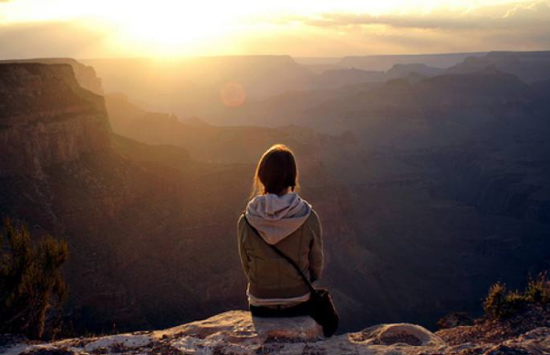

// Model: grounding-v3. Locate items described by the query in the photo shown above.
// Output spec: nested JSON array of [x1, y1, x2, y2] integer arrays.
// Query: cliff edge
[[4, 310, 550, 355], [0, 63, 110, 178]]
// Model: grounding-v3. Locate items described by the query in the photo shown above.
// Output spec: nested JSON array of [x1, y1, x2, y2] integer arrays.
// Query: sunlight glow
[[0, 0, 544, 56]]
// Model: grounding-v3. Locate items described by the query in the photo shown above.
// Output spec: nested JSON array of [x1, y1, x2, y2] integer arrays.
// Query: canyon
[[1, 52, 549, 337]]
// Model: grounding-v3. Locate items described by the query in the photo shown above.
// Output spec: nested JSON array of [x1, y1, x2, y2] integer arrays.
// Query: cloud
[[301, 13, 482, 30], [504, 0, 550, 19], [0, 20, 116, 59], [284, 1, 550, 32], [247, 0, 550, 55]]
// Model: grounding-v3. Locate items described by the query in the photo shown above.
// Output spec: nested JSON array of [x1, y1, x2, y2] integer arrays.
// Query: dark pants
[[250, 302, 310, 318]]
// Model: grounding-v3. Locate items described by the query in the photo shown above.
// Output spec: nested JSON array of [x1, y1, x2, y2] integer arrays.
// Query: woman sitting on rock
[[238, 144, 323, 317]]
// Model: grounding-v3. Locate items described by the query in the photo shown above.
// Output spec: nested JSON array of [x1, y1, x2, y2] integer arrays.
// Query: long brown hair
[[250, 144, 299, 199]]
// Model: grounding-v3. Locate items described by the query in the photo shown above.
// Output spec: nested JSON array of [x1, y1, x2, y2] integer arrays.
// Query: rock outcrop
[[0, 63, 110, 178], [1, 58, 104, 95], [4, 311, 550, 355]]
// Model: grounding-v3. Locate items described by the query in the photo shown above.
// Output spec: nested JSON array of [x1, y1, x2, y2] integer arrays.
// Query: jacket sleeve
[[308, 210, 324, 282], [237, 216, 251, 279]]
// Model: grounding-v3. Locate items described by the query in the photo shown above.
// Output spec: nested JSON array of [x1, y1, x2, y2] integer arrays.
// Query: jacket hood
[[245, 192, 312, 245]]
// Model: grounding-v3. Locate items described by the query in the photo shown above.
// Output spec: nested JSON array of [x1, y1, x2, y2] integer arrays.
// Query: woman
[[238, 144, 323, 317]]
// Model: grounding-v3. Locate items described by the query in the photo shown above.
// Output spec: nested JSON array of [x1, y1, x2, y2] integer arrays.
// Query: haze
[[1, 0, 549, 58]]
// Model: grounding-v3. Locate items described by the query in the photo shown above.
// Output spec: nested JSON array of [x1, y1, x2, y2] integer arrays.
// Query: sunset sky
[[0, 0, 549, 58]]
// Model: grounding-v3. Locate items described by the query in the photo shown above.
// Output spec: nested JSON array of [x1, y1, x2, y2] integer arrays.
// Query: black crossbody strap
[[242, 214, 316, 294]]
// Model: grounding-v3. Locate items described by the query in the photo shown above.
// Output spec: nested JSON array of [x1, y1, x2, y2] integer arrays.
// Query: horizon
[[3, 49, 550, 62]]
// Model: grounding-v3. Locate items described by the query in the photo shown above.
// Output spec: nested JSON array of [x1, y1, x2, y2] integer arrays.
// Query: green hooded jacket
[[237, 193, 323, 303]]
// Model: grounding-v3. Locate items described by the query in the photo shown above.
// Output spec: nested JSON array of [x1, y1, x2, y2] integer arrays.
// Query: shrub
[[524, 272, 550, 303], [483, 272, 550, 320], [484, 282, 517, 319], [0, 218, 69, 339]]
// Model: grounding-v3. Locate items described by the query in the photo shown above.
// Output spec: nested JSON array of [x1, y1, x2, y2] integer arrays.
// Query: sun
[[100, 1, 237, 55], [73, 0, 507, 56]]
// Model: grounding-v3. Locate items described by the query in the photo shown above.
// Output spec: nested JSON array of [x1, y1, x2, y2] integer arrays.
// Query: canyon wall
[[0, 63, 109, 178]]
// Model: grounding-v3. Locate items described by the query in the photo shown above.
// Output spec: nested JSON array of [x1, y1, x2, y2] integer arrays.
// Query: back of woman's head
[[251, 144, 299, 198]]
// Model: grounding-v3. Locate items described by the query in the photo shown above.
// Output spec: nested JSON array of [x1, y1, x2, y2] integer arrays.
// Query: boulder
[[155, 310, 322, 343], [252, 314, 323, 342], [350, 323, 446, 347]]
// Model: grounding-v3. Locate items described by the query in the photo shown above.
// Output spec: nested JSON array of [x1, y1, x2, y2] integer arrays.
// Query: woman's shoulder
[[237, 213, 247, 229], [304, 208, 321, 228]]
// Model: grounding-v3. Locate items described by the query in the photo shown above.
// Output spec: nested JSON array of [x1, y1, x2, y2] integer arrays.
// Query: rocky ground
[[2, 308, 550, 355], [436, 304, 550, 347]]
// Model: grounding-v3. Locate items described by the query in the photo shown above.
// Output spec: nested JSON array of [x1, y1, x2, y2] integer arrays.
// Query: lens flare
[[220, 82, 247, 108]]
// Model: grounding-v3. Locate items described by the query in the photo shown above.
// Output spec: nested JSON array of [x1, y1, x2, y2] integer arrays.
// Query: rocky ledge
[[3, 311, 550, 355]]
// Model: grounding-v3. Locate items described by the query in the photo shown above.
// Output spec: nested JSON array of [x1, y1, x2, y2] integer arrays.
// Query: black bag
[[243, 214, 339, 337], [307, 288, 339, 337]]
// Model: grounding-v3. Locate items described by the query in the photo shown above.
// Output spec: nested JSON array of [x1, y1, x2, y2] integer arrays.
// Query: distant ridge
[[446, 50, 550, 83], [339, 52, 487, 71]]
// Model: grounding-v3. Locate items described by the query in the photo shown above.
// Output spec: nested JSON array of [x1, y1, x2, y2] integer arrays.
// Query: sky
[[0, 0, 549, 58]]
